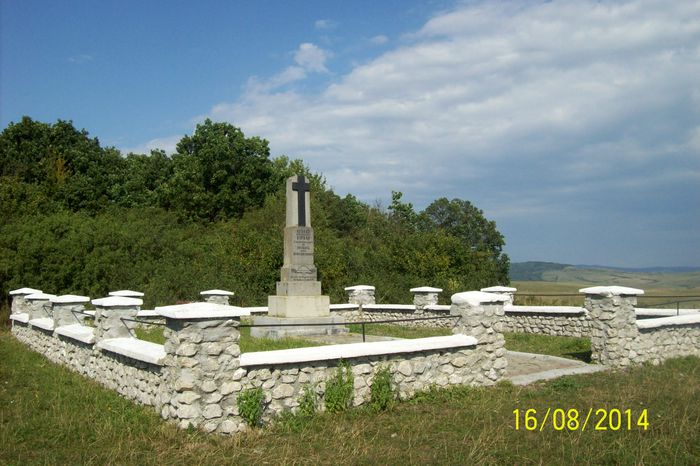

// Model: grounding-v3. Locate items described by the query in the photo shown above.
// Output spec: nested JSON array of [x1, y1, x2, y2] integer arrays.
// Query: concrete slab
[[505, 350, 607, 385]]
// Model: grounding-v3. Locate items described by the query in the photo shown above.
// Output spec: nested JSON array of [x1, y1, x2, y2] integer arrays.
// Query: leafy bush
[[370, 366, 396, 412], [237, 387, 265, 427], [324, 360, 354, 413], [298, 384, 317, 418]]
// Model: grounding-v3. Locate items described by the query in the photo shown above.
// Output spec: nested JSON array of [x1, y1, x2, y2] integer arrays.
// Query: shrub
[[237, 387, 265, 427], [298, 383, 317, 418], [370, 365, 396, 412], [324, 360, 354, 413]]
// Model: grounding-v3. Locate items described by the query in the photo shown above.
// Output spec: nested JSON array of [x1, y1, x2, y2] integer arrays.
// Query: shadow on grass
[[563, 350, 592, 363]]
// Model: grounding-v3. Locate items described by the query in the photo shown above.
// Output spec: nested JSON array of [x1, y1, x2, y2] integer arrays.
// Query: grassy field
[[1, 331, 698, 465], [512, 281, 700, 307]]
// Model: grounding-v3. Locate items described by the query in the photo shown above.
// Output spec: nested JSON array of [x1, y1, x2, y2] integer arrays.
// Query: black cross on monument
[[292, 175, 310, 226]]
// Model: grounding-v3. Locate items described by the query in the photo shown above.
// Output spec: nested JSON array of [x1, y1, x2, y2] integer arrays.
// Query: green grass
[[504, 332, 591, 362], [133, 323, 323, 352], [1, 331, 698, 465], [134, 322, 590, 362], [348, 323, 451, 339]]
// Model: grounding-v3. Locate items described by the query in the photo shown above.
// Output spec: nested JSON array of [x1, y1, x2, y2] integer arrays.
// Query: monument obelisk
[[252, 175, 346, 338]]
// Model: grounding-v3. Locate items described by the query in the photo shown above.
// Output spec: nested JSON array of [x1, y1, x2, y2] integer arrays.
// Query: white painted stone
[[330, 304, 360, 311], [410, 286, 443, 293], [636, 314, 700, 329], [25, 293, 57, 301], [9, 313, 29, 323], [92, 296, 143, 307], [29, 317, 54, 331], [505, 305, 586, 315], [108, 290, 145, 297], [240, 334, 477, 367], [55, 324, 96, 344], [362, 304, 416, 311], [344, 285, 375, 291], [481, 286, 517, 293], [51, 295, 91, 304], [579, 286, 644, 297], [200, 289, 234, 296], [96, 337, 166, 365], [9, 287, 42, 295], [451, 291, 507, 306], [156, 302, 250, 319], [424, 304, 451, 312]]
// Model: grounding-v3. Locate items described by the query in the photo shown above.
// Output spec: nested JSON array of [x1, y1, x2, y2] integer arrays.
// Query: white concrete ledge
[[452, 291, 507, 306], [29, 317, 54, 331], [481, 286, 517, 293], [579, 286, 644, 297], [109, 290, 144, 297], [410, 286, 443, 293], [55, 324, 95, 344], [200, 289, 234, 296], [363, 304, 416, 311], [241, 334, 477, 367], [10, 313, 30, 323], [156, 302, 250, 319], [51, 295, 90, 304], [505, 305, 586, 315], [636, 314, 700, 330], [26, 293, 57, 301], [84, 310, 96, 317], [344, 285, 375, 291], [97, 338, 166, 365], [635, 308, 700, 317], [422, 304, 451, 312], [92, 296, 143, 307], [330, 304, 360, 311], [136, 310, 160, 318], [10, 287, 42, 295]]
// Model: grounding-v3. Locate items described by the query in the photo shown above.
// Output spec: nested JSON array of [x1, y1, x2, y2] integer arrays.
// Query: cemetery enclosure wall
[[330, 307, 453, 328], [502, 306, 592, 337], [632, 324, 700, 365], [239, 340, 505, 426], [11, 322, 164, 406]]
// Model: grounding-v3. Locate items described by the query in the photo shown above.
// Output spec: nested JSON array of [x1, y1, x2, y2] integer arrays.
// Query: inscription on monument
[[292, 227, 314, 257]]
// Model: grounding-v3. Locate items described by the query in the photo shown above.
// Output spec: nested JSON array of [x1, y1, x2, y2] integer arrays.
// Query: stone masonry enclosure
[[9, 289, 509, 434], [8, 284, 700, 434]]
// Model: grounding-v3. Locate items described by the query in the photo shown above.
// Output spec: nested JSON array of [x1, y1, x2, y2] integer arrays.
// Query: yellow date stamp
[[513, 408, 649, 431]]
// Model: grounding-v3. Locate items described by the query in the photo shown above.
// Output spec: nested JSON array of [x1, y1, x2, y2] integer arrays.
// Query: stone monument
[[252, 175, 346, 338]]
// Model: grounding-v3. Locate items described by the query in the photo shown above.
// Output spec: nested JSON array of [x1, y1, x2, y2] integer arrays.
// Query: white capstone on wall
[[200, 289, 235, 305], [345, 285, 376, 306], [9, 287, 43, 315], [410, 286, 442, 310], [481, 286, 517, 305]]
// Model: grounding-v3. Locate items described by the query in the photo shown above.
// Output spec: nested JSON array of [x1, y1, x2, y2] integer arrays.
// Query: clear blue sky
[[2, 0, 699, 268]]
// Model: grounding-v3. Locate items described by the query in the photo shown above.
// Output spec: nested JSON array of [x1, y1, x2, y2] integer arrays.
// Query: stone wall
[[330, 306, 454, 328], [503, 306, 592, 337], [582, 286, 700, 367], [239, 343, 487, 426], [11, 320, 163, 406]]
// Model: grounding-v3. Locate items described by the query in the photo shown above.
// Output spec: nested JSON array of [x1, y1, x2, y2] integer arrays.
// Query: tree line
[[0, 116, 509, 309]]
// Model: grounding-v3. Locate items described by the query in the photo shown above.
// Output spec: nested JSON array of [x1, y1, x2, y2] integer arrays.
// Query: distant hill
[[511, 262, 700, 289]]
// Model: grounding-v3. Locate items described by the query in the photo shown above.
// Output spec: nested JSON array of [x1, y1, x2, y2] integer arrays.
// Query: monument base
[[268, 294, 330, 318], [250, 315, 348, 339]]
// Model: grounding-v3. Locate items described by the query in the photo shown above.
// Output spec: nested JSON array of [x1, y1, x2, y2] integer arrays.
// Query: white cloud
[[122, 134, 181, 155], [314, 19, 337, 30], [370, 35, 389, 45], [68, 54, 93, 64], [135, 0, 700, 265], [294, 43, 330, 72]]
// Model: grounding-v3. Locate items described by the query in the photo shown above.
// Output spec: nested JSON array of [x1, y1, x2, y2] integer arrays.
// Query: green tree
[[163, 119, 276, 221]]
